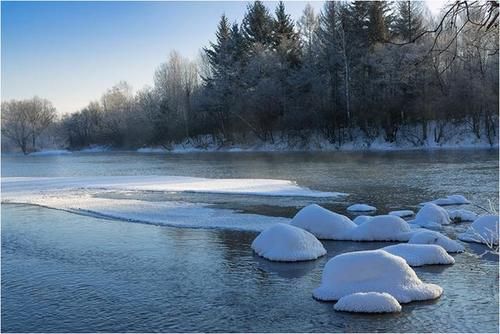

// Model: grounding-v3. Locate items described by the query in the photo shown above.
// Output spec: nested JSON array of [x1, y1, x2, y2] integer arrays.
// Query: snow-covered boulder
[[347, 204, 377, 212], [422, 195, 471, 206], [383, 244, 455, 266], [459, 215, 499, 245], [408, 230, 464, 253], [448, 209, 478, 222], [334, 292, 402, 313], [348, 215, 412, 241], [251, 223, 326, 262], [411, 203, 450, 228], [290, 204, 356, 239], [353, 215, 373, 225], [313, 250, 443, 303], [389, 210, 414, 218]]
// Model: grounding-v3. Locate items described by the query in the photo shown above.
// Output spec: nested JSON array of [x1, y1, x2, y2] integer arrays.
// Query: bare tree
[[2, 97, 56, 154]]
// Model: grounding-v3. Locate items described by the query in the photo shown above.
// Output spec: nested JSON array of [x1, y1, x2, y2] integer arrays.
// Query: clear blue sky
[[1, 1, 444, 115]]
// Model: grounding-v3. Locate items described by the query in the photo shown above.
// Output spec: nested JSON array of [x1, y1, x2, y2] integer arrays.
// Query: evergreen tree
[[242, 1, 274, 47], [272, 1, 301, 67], [394, 1, 425, 43]]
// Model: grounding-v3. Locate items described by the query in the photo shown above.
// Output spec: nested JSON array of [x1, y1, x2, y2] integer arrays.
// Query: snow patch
[[459, 215, 499, 245], [2, 176, 342, 198], [312, 250, 443, 303], [251, 223, 326, 261], [422, 195, 471, 206], [389, 210, 415, 218], [29, 149, 72, 156], [334, 292, 402, 313], [347, 204, 377, 212], [408, 230, 465, 253], [382, 244, 455, 266], [448, 209, 478, 222]]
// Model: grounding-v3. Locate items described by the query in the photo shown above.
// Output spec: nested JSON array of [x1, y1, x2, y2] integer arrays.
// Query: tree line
[[2, 1, 498, 153]]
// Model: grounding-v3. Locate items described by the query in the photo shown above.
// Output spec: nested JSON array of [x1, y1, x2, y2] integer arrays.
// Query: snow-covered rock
[[422, 195, 471, 206], [251, 223, 326, 261], [313, 250, 443, 303], [347, 204, 377, 212], [459, 215, 499, 245], [353, 215, 373, 225], [334, 292, 402, 313], [383, 244, 455, 266], [348, 215, 413, 241], [411, 203, 451, 228], [389, 210, 414, 218], [290, 204, 356, 239], [408, 230, 465, 253], [448, 209, 478, 222]]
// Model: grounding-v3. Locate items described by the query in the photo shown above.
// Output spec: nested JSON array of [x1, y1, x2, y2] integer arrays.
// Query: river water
[[2, 150, 498, 332]]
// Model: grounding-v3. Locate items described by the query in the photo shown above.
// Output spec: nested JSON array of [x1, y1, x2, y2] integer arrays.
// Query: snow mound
[[389, 210, 414, 218], [408, 230, 464, 253], [334, 292, 402, 313], [29, 149, 72, 156], [411, 203, 450, 228], [347, 204, 377, 212], [312, 250, 443, 303], [353, 215, 373, 225], [422, 195, 471, 206], [448, 209, 478, 222], [348, 215, 412, 241], [383, 244, 455, 266], [459, 215, 499, 245], [251, 223, 326, 261], [290, 204, 356, 239]]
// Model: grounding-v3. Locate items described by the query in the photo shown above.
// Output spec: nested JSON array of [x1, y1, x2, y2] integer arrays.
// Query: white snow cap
[[348, 215, 412, 241], [408, 230, 465, 253], [290, 204, 356, 239], [383, 244, 455, 266], [347, 204, 377, 212], [313, 250, 443, 303], [459, 215, 499, 245], [334, 292, 402, 313], [353, 215, 373, 225], [448, 209, 478, 222], [251, 223, 326, 261], [422, 195, 471, 206], [411, 203, 451, 228], [389, 210, 415, 218]]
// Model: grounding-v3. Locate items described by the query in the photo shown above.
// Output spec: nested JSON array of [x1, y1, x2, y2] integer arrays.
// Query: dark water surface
[[2, 150, 499, 332]]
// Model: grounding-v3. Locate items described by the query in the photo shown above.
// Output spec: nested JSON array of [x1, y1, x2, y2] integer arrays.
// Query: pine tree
[[394, 1, 425, 43], [241, 1, 274, 47], [368, 1, 391, 45], [272, 1, 301, 67]]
